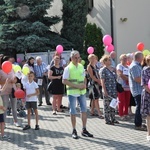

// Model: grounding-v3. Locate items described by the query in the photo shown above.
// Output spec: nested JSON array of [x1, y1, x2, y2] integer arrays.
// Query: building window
[[87, 0, 94, 12]]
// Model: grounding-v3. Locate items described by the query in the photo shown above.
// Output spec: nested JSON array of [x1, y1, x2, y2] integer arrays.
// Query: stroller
[[17, 99, 26, 117], [7, 98, 26, 117]]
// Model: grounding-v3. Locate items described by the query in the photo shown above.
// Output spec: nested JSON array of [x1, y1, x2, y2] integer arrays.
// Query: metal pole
[[110, 0, 114, 44]]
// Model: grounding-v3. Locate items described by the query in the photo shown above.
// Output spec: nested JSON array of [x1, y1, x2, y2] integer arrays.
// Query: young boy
[[0, 78, 10, 140], [23, 71, 40, 130]]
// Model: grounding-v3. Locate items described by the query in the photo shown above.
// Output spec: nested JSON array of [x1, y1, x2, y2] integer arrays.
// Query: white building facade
[[48, 0, 150, 60]]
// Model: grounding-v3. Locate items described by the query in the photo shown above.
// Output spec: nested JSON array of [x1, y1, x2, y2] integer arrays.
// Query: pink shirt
[[0, 70, 15, 95]]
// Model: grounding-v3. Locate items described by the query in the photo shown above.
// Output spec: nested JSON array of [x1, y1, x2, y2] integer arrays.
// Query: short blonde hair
[[145, 55, 150, 65], [88, 54, 96, 61], [119, 54, 126, 61], [100, 55, 110, 64]]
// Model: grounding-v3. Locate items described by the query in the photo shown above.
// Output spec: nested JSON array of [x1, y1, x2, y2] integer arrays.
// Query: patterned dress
[[99, 67, 117, 123], [141, 66, 150, 116]]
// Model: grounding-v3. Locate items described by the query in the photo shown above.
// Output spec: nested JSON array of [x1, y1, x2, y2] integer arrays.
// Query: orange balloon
[[2, 61, 12, 74]]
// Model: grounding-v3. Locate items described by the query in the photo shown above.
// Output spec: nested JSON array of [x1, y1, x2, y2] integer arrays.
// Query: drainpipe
[[110, 0, 114, 44]]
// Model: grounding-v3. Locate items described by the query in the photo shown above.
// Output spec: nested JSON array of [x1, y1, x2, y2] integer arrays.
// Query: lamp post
[[110, 0, 114, 44]]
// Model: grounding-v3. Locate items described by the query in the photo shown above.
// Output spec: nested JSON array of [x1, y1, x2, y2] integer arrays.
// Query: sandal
[[52, 112, 57, 115], [135, 126, 147, 131], [90, 113, 98, 116], [57, 110, 65, 112], [106, 121, 114, 125], [60, 105, 68, 109], [98, 115, 104, 119], [113, 120, 119, 124]]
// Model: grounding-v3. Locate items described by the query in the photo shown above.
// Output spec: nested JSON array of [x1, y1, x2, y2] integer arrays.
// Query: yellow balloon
[[22, 67, 30, 75], [13, 65, 21, 73], [12, 64, 15, 69], [143, 50, 150, 56]]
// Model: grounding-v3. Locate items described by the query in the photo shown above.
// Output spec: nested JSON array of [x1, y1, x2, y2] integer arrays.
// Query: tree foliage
[[83, 23, 104, 60], [0, 0, 74, 55], [61, 0, 87, 52]]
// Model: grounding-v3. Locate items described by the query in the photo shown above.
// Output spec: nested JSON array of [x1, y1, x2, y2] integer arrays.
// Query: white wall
[[48, 0, 150, 61], [87, 0, 111, 36], [113, 0, 150, 60]]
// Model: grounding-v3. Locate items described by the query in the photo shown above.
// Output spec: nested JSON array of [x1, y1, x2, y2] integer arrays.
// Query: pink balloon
[[56, 45, 63, 54], [103, 35, 112, 46], [87, 47, 94, 54], [17, 58, 21, 63], [106, 44, 114, 53], [148, 79, 150, 89]]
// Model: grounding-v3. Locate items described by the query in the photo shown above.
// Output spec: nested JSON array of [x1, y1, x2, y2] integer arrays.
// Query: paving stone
[[0, 96, 150, 150]]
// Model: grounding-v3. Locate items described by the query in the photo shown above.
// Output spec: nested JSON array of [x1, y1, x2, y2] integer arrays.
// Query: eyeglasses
[[74, 57, 81, 60]]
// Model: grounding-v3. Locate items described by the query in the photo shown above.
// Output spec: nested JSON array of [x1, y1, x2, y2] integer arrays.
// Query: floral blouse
[[99, 67, 117, 98]]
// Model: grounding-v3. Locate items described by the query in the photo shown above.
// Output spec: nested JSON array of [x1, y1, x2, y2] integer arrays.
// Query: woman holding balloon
[[21, 57, 34, 85], [141, 55, 150, 141], [0, 56, 20, 127], [23, 57, 35, 72]]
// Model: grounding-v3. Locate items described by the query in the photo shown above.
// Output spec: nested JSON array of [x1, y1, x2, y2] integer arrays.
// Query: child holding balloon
[[0, 78, 11, 140], [23, 71, 40, 130]]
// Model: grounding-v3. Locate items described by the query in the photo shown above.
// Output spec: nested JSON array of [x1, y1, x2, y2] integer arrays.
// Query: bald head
[[134, 51, 143, 63], [110, 51, 116, 59]]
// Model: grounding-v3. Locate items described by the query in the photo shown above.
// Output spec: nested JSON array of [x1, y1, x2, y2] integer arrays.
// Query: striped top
[[34, 62, 48, 78]]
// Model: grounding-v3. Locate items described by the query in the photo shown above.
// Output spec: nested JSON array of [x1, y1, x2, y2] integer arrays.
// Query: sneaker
[[14, 122, 20, 127], [72, 129, 78, 139], [1, 135, 11, 140], [23, 125, 31, 130], [81, 129, 93, 137], [47, 103, 52, 105], [35, 125, 40, 130], [147, 136, 150, 141]]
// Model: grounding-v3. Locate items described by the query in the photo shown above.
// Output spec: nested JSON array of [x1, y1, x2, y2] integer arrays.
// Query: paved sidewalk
[[0, 96, 150, 150]]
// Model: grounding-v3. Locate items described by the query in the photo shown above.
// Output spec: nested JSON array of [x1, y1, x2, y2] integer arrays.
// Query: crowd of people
[[0, 50, 150, 141]]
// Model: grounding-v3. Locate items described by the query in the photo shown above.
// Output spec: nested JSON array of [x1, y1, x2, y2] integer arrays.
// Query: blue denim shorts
[[68, 94, 87, 115]]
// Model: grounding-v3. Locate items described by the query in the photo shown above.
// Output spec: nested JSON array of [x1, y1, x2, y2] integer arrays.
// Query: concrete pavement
[[0, 96, 150, 150]]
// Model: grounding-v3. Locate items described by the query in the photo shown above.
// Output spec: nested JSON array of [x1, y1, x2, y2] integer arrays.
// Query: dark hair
[[1, 55, 11, 65], [28, 71, 35, 76], [141, 57, 147, 68], [27, 57, 34, 67]]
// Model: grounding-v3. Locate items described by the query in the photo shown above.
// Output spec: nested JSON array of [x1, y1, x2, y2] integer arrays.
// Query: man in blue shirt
[[34, 56, 51, 106], [129, 52, 146, 130]]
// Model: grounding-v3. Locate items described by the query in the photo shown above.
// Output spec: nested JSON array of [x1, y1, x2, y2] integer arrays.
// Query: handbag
[[116, 82, 124, 93], [47, 81, 53, 91]]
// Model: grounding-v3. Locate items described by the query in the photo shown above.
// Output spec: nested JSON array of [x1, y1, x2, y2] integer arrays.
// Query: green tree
[[0, 0, 74, 55], [83, 23, 104, 60], [61, 0, 87, 52]]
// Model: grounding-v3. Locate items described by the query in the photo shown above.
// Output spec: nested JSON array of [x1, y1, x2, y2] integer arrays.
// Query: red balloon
[[2, 61, 12, 74], [14, 89, 25, 99], [137, 42, 144, 51]]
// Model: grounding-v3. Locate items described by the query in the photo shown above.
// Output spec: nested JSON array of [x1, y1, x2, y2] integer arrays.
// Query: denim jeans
[[134, 95, 142, 127], [68, 94, 87, 115]]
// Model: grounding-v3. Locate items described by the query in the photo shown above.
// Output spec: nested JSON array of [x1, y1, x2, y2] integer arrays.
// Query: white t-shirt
[[116, 64, 129, 89], [63, 65, 85, 97], [24, 81, 39, 102]]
